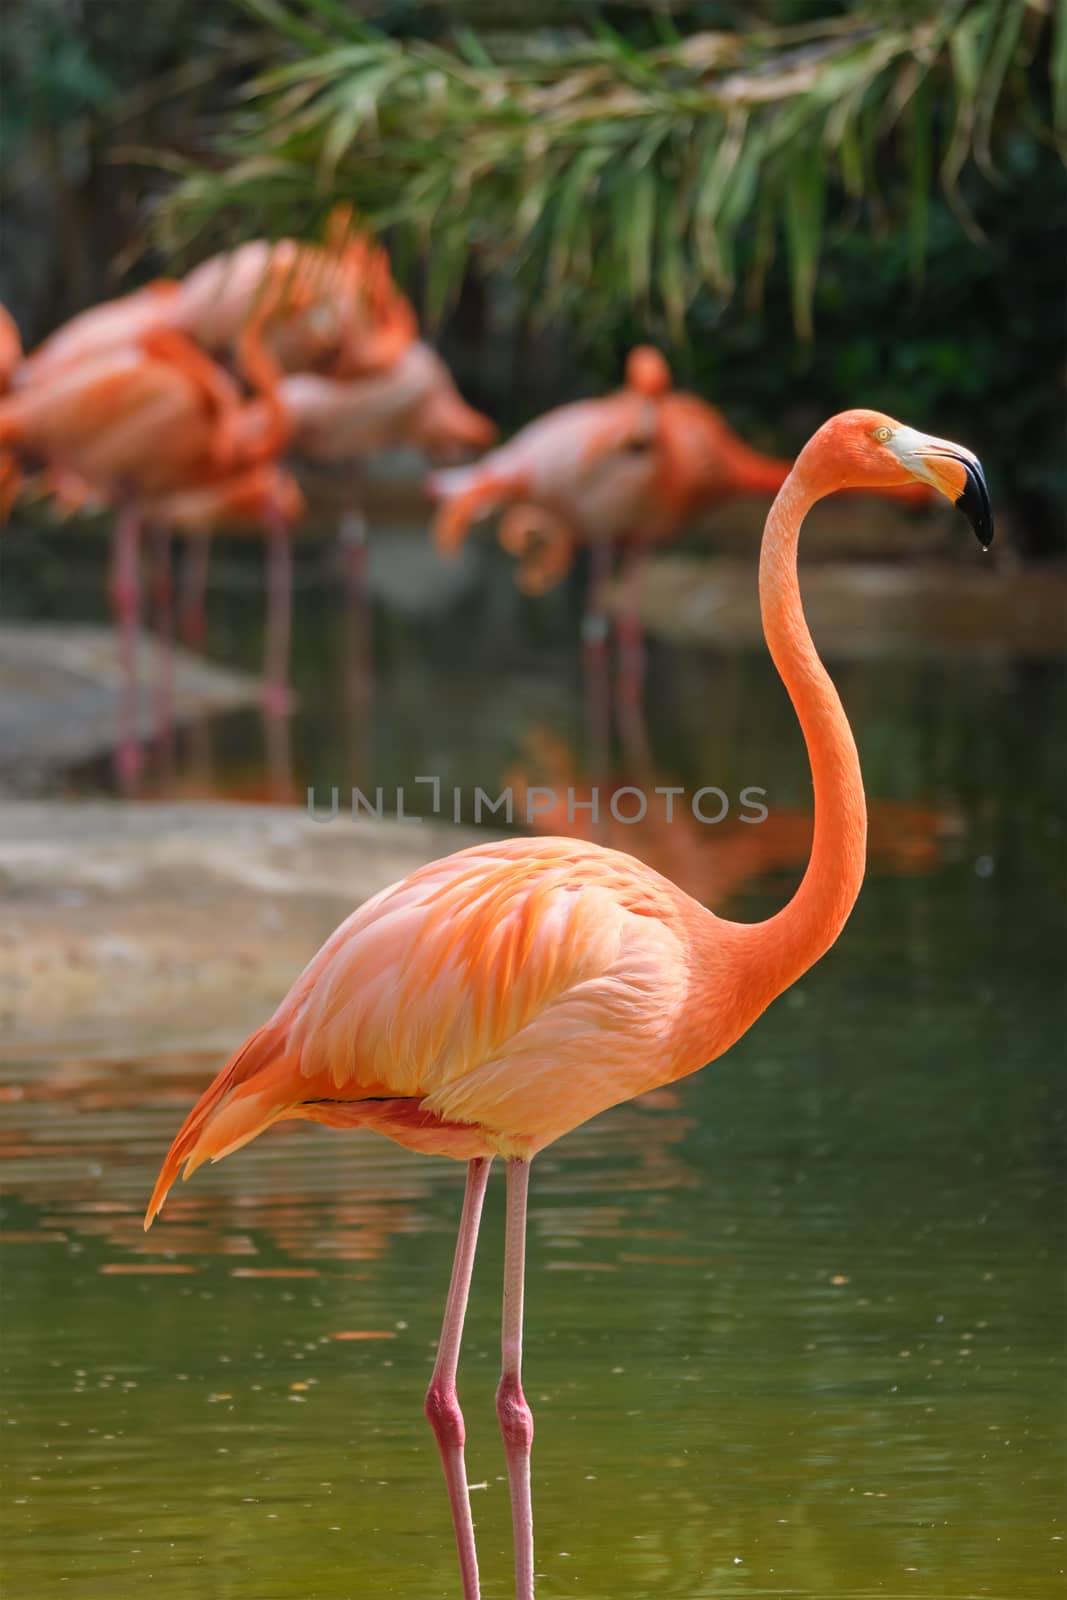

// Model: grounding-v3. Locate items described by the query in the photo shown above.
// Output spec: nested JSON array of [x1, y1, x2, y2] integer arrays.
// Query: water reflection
[[1, 542, 1063, 1598], [506, 724, 964, 905], [0, 1045, 699, 1270]]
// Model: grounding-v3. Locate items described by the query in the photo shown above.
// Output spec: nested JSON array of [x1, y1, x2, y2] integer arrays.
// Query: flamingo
[[0, 303, 23, 391], [0, 328, 285, 503], [430, 351, 937, 708], [19, 209, 415, 393], [431, 353, 935, 593], [280, 342, 495, 464], [0, 326, 299, 760], [145, 409, 990, 1598], [166, 338, 494, 678], [169, 214, 416, 382], [0, 305, 23, 511], [14, 211, 415, 635], [166, 217, 420, 645], [15, 280, 182, 390], [431, 347, 670, 623]]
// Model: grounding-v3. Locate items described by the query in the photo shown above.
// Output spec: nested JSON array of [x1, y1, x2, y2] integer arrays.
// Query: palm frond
[[156, 0, 1058, 336]]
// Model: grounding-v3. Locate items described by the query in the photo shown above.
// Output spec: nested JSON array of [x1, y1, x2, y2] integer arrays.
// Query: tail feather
[[144, 1015, 294, 1229]]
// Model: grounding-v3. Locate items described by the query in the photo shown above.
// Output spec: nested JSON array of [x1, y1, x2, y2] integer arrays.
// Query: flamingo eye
[[873, 425, 893, 443]]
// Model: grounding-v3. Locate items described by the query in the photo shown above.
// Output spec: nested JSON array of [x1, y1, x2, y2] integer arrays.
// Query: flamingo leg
[[581, 538, 613, 659], [424, 1156, 493, 1600], [150, 524, 175, 769], [582, 540, 614, 783], [497, 1157, 535, 1600], [179, 537, 211, 648], [339, 505, 368, 594], [615, 540, 648, 713], [339, 506, 374, 716], [108, 504, 142, 792], [262, 516, 293, 718]]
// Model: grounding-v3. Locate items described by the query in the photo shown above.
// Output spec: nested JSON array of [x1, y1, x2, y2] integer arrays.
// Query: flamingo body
[[0, 330, 283, 505], [431, 382, 660, 558], [432, 354, 936, 593], [17, 281, 181, 388], [0, 303, 23, 393], [281, 342, 494, 463], [20, 213, 415, 396], [146, 835, 748, 1224], [172, 223, 416, 378]]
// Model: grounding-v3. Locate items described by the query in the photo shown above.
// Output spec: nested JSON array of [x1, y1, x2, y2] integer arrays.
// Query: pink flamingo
[[280, 341, 495, 602], [0, 302, 23, 393], [0, 327, 298, 767], [20, 208, 415, 393], [16, 281, 182, 390], [431, 347, 670, 626], [280, 342, 495, 463], [169, 213, 416, 381], [145, 410, 990, 1598], [170, 339, 495, 687], [431, 351, 937, 712]]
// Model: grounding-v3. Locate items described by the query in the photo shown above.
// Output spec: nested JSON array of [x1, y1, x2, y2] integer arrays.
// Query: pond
[[1, 525, 1064, 1598]]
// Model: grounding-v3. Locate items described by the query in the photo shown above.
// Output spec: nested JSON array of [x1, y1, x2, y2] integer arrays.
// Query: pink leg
[[339, 506, 368, 594], [179, 537, 211, 648], [108, 505, 142, 793], [615, 541, 648, 713], [262, 520, 293, 718], [497, 1158, 535, 1600], [582, 541, 613, 784], [150, 525, 175, 768], [424, 1157, 492, 1600], [340, 507, 374, 714], [581, 539, 613, 662]]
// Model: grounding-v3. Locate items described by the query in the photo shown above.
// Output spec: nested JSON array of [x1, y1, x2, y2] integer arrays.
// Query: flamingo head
[[417, 392, 497, 461], [805, 410, 993, 547], [625, 346, 672, 398]]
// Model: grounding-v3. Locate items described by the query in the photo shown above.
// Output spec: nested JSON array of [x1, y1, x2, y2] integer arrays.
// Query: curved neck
[[236, 298, 291, 459], [739, 471, 867, 1000]]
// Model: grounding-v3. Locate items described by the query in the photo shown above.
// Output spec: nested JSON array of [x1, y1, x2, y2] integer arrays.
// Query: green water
[[1, 539, 1064, 1598]]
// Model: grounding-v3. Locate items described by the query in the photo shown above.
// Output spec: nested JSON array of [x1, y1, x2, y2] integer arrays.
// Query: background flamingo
[[430, 347, 936, 713], [431, 346, 670, 626], [0, 324, 300, 771], [144, 408, 990, 1600], [3, 213, 431, 746], [18, 208, 415, 392], [0, 303, 23, 396]]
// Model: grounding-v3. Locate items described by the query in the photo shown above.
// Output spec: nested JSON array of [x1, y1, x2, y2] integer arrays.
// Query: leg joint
[[424, 1378, 466, 1452], [495, 1373, 534, 1452]]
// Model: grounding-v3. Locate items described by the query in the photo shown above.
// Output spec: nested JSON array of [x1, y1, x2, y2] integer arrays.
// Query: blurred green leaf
[[154, 0, 1058, 340]]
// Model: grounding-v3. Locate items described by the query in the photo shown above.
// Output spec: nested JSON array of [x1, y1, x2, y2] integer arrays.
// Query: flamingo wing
[[146, 839, 696, 1223]]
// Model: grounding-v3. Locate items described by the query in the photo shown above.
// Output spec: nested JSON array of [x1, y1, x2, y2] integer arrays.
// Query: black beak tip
[[956, 458, 993, 549]]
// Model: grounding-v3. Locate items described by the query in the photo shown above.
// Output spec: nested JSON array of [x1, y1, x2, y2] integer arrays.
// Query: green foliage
[[158, 0, 1060, 339], [664, 132, 1065, 556]]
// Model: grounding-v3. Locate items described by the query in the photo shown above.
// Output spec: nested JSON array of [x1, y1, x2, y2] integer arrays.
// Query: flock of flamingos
[[0, 207, 936, 727], [2, 211, 993, 1600]]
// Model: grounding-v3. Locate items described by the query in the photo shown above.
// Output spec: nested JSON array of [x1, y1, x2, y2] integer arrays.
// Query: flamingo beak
[[956, 457, 994, 549], [888, 427, 993, 548]]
